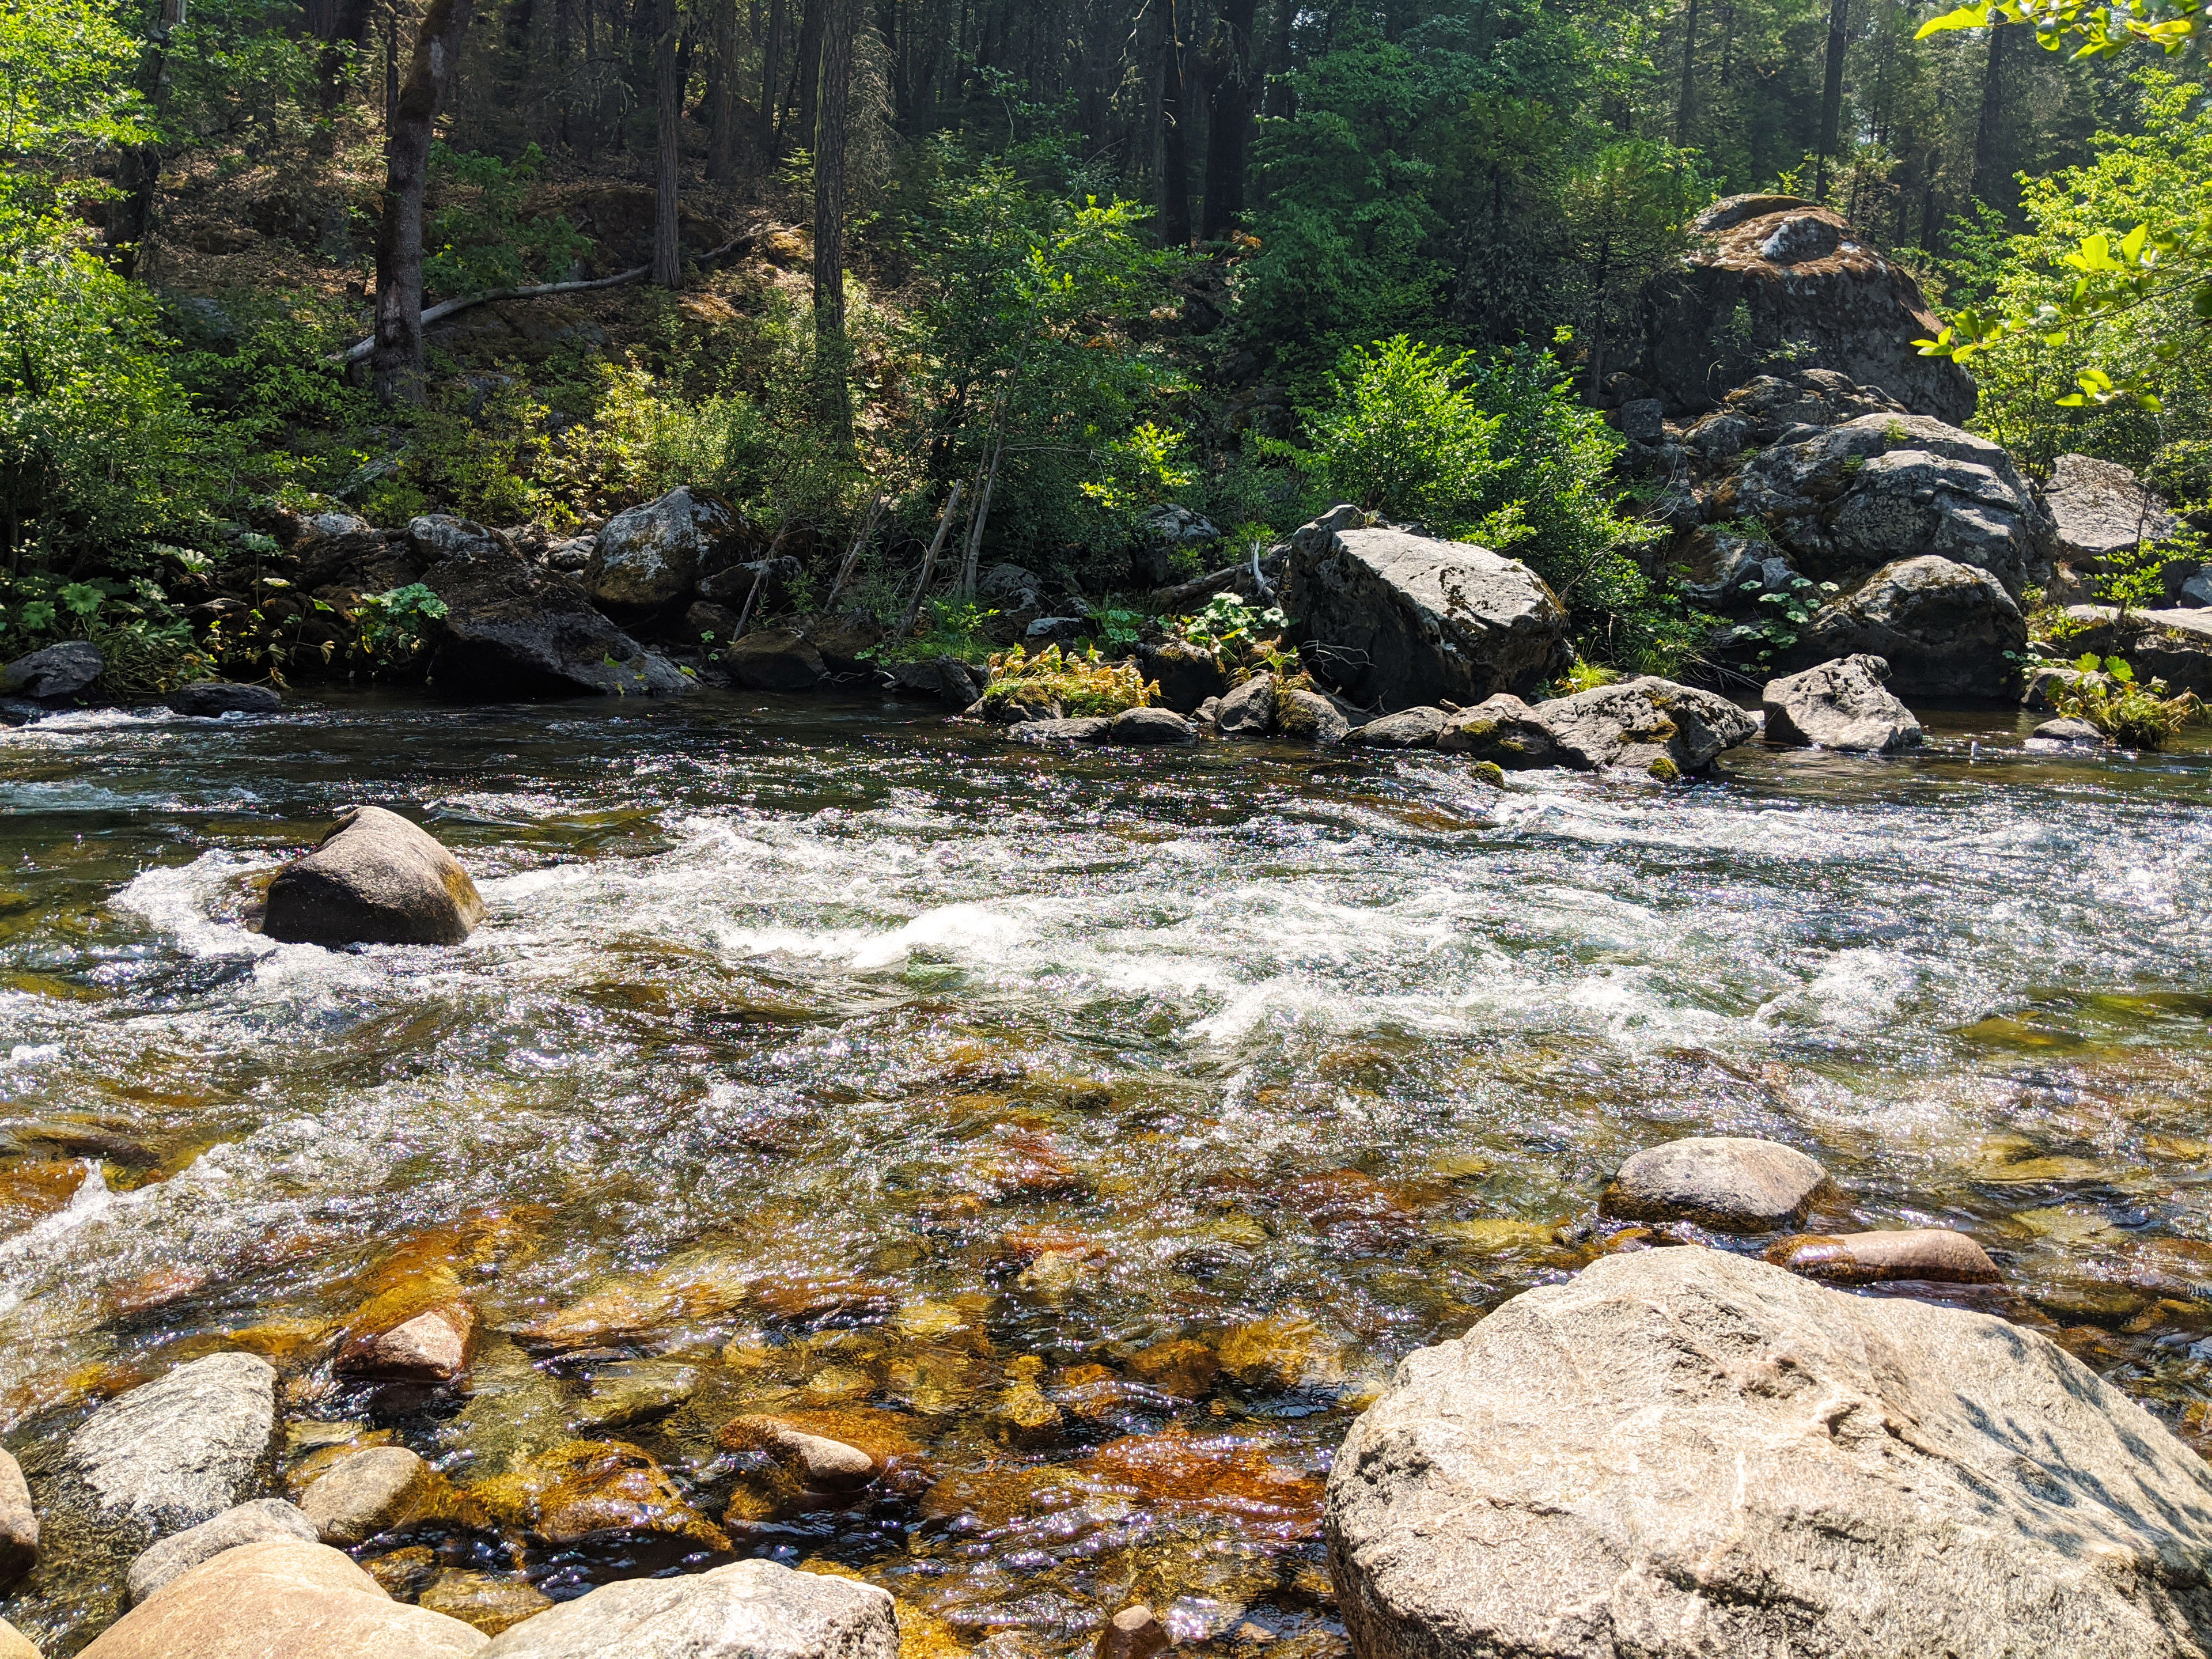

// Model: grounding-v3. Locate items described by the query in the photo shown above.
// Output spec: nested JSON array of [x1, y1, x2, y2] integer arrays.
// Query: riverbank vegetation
[[2, 0, 2209, 692]]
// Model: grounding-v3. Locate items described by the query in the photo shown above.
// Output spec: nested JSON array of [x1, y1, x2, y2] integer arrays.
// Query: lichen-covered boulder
[[585, 487, 737, 609], [1792, 556, 2026, 698], [1282, 514, 1569, 709], [1435, 694, 1560, 768], [1639, 196, 1976, 421], [2043, 452, 2185, 567], [1760, 654, 1922, 752], [1328, 1247, 2212, 1659], [1532, 677, 1756, 779], [264, 806, 487, 948]]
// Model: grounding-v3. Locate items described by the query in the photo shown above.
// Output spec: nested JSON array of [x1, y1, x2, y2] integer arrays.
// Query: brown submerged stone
[[1127, 1338, 1219, 1400], [471, 1439, 731, 1551], [1766, 1228, 2002, 1286], [1077, 1426, 1325, 1537]]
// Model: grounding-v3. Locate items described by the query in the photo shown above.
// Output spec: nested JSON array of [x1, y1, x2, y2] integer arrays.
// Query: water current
[[1, 690, 2209, 1652]]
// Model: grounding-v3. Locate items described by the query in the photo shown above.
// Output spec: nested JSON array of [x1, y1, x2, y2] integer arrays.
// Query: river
[[1, 691, 2209, 1651]]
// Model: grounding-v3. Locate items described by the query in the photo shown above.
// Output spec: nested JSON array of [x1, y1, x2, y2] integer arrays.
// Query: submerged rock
[[1346, 707, 1447, 749], [78, 1539, 486, 1658], [1760, 654, 1922, 752], [1600, 1135, 1832, 1233], [1282, 514, 1569, 708], [0, 1449, 33, 1589], [1535, 677, 1756, 778], [585, 487, 737, 609], [419, 1570, 555, 1637], [300, 1446, 484, 1547], [263, 805, 487, 948], [476, 1555, 896, 1659], [126, 1498, 316, 1605], [469, 1439, 730, 1552], [162, 682, 282, 718], [1096, 1605, 1169, 1659], [1764, 1227, 2001, 1286], [0, 641, 102, 703], [65, 1352, 276, 1542], [1328, 1247, 2212, 1659]]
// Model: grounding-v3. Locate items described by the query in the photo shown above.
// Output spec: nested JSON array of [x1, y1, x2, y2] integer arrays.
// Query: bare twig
[[898, 483, 965, 638]]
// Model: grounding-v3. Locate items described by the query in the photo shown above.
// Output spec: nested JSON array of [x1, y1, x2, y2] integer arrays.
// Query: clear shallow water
[[0, 691, 2210, 1650]]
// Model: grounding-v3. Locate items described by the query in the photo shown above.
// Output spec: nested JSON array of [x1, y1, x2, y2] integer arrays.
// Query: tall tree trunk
[[1674, 0, 1698, 145], [708, 0, 739, 180], [653, 0, 683, 285], [812, 0, 855, 438], [315, 0, 377, 120], [373, 0, 476, 404], [1812, 0, 1847, 201], [1198, 0, 1259, 241], [1158, 0, 1192, 247], [761, 0, 786, 150], [793, 0, 826, 158], [108, 0, 189, 280], [1969, 16, 2012, 207], [1264, 0, 1294, 116]]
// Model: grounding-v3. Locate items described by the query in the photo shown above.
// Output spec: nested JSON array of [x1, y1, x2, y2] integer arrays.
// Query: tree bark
[[708, 0, 739, 180], [760, 0, 786, 151], [899, 483, 964, 636], [316, 0, 377, 119], [1674, 0, 1698, 146], [1264, 0, 1294, 117], [652, 0, 683, 286], [1158, 0, 1192, 247], [1812, 0, 1847, 202], [108, 0, 190, 280], [1198, 0, 1259, 241], [372, 0, 476, 404], [1969, 16, 2012, 207], [812, 0, 855, 438], [793, 0, 825, 158]]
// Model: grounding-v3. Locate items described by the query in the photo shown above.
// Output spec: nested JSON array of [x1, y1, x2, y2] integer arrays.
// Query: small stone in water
[[1096, 1605, 1169, 1659], [300, 1446, 485, 1547], [1765, 1228, 2001, 1286], [1600, 1135, 1833, 1233], [1128, 1339, 1219, 1400], [419, 1569, 556, 1636]]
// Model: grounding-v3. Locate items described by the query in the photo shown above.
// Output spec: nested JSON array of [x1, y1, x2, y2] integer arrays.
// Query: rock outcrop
[[2042, 453, 2186, 599], [1638, 196, 1976, 422], [1791, 555, 2027, 698], [2057, 605, 2212, 697], [1760, 655, 1922, 751], [264, 805, 487, 948], [1281, 513, 1569, 709], [585, 487, 738, 610], [423, 550, 691, 699], [1600, 1135, 1831, 1232], [477, 1556, 897, 1659], [78, 1539, 487, 1658], [1328, 1247, 2212, 1659], [63, 1353, 277, 1544]]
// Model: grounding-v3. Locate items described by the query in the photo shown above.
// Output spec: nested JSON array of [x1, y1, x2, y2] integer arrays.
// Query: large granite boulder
[[585, 487, 737, 609], [1760, 654, 1922, 751], [1791, 555, 2026, 698], [1639, 196, 1976, 422], [0, 641, 103, 703], [478, 1556, 897, 1659], [1722, 414, 2054, 595], [2043, 452, 2186, 567], [79, 1539, 486, 1658], [1328, 1247, 2212, 1659], [1533, 677, 1756, 778], [63, 1353, 277, 1544], [264, 806, 487, 948], [1281, 513, 1569, 708], [423, 550, 691, 699]]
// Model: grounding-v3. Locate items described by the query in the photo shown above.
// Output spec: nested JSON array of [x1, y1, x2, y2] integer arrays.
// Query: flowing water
[[1, 690, 2210, 1652]]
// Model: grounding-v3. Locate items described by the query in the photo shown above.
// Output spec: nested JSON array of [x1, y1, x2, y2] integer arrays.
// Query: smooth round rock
[[2032, 717, 2104, 745], [1600, 1135, 1831, 1233], [1327, 1247, 2212, 1659], [1347, 707, 1447, 749], [126, 1498, 316, 1605], [263, 805, 487, 948], [476, 1556, 895, 1659], [1095, 1605, 1169, 1659], [0, 1618, 37, 1659], [300, 1448, 435, 1547], [1109, 707, 1197, 745], [1765, 1226, 2001, 1286]]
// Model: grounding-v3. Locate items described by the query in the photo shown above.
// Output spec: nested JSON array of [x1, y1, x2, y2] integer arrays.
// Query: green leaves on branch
[[1916, 1, 2207, 62]]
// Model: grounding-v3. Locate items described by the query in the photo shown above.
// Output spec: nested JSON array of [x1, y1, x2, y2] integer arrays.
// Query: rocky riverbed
[[0, 691, 2206, 1656]]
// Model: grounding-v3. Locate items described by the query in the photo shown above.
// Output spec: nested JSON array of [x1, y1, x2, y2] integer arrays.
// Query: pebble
[[1096, 1604, 1169, 1659], [1765, 1228, 2002, 1286]]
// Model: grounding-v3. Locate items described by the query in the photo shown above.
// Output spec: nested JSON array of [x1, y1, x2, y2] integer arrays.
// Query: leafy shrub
[[866, 600, 997, 665], [983, 644, 1154, 715], [425, 145, 593, 297], [2051, 653, 2205, 748]]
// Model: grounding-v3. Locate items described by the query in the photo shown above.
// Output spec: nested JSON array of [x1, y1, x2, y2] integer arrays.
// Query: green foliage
[[1172, 592, 1290, 652], [1917, 1, 2206, 62], [866, 599, 997, 665], [355, 583, 449, 666], [1089, 607, 1146, 651], [983, 643, 1154, 715], [425, 145, 593, 298], [0, 0, 146, 218], [2048, 653, 2203, 745]]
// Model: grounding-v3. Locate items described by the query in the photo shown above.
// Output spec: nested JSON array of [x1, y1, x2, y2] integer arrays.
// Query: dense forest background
[[2, 0, 2207, 688]]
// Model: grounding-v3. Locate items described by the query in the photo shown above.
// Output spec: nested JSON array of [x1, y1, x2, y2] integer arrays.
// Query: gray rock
[[698, 553, 803, 610], [1760, 654, 1922, 751], [0, 1448, 33, 1589], [0, 641, 103, 703], [298, 1446, 450, 1546], [1282, 516, 1569, 708], [1667, 525, 1799, 607], [586, 487, 736, 609], [1214, 674, 1276, 737], [2043, 452, 2183, 566], [1327, 1247, 2212, 1659], [882, 656, 986, 706], [407, 514, 502, 564], [2182, 572, 2212, 608], [544, 536, 594, 573], [1793, 555, 2027, 698], [1010, 717, 1112, 745], [295, 510, 374, 546], [264, 805, 487, 948], [65, 1353, 276, 1541], [2022, 665, 2101, 711], [2032, 717, 2105, 745], [1025, 616, 1088, 649], [978, 563, 1046, 612], [2057, 605, 2212, 698], [478, 1556, 897, 1659], [1615, 398, 1666, 445], [1146, 640, 1226, 713], [1764, 1227, 2001, 1286], [1435, 694, 1560, 768], [163, 682, 282, 718], [1347, 707, 1447, 749], [1535, 677, 1758, 777], [423, 550, 693, 699], [126, 1498, 316, 1605], [1601, 1135, 1832, 1232], [726, 628, 828, 693], [1275, 686, 1351, 745], [1109, 707, 1198, 745]]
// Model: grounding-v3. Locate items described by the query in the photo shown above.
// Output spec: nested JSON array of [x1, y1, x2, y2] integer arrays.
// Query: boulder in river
[[726, 628, 828, 693], [1347, 707, 1446, 749], [264, 805, 487, 948], [2042, 452, 2185, 584], [78, 1539, 486, 1658], [1791, 555, 2027, 698], [1282, 513, 1569, 709], [1637, 196, 1976, 422], [1760, 654, 1922, 752], [1327, 1247, 2212, 1659], [162, 682, 282, 718], [1434, 693, 1559, 768], [0, 1448, 33, 1588], [1109, 707, 1198, 745], [585, 487, 737, 609], [64, 1351, 276, 1543], [2032, 717, 2105, 746], [301, 1447, 484, 1546], [1764, 1227, 2001, 1286], [126, 1498, 317, 1605], [1095, 1605, 1170, 1659], [423, 550, 691, 699], [1274, 686, 1351, 745], [1601, 1135, 1832, 1232], [1012, 717, 1111, 745], [1214, 673, 1275, 737], [1, 641, 102, 703], [476, 1555, 896, 1659], [1145, 641, 1225, 713], [1535, 677, 1757, 778], [471, 1439, 730, 1552]]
